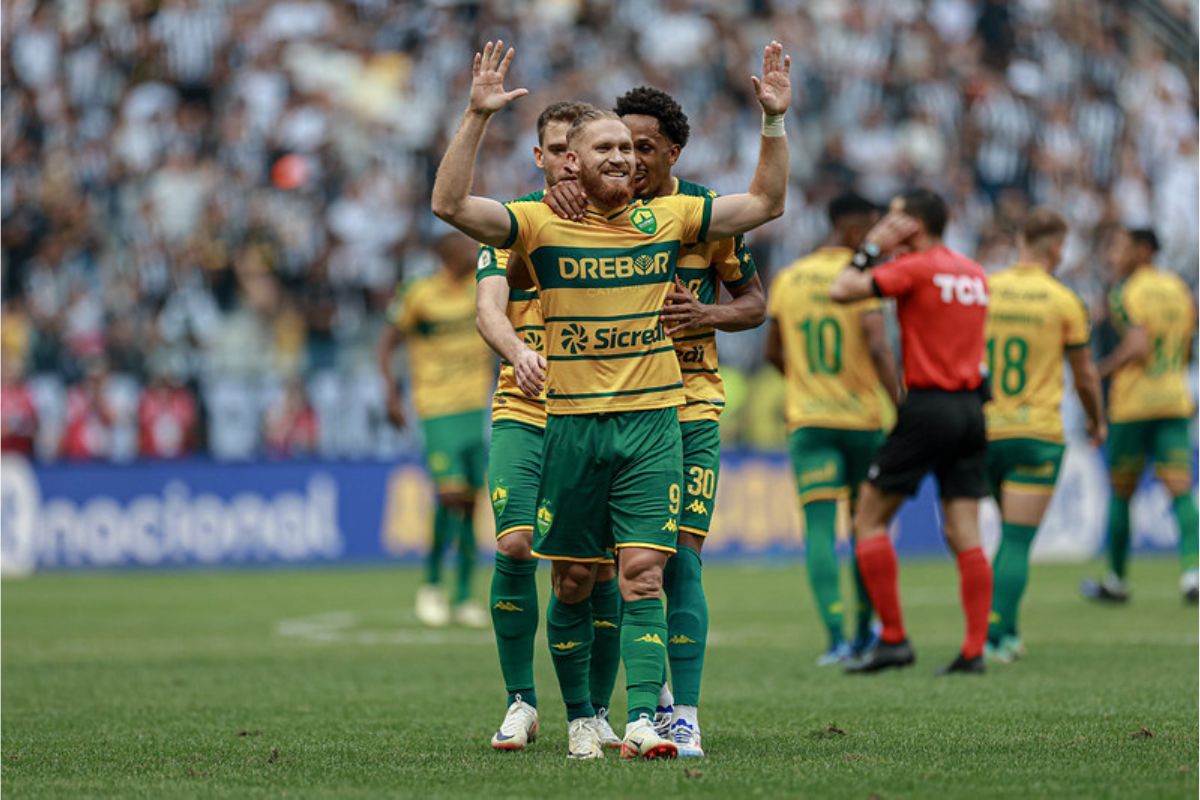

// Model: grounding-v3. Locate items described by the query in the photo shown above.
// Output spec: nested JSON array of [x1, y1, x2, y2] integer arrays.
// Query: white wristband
[[761, 113, 786, 137]]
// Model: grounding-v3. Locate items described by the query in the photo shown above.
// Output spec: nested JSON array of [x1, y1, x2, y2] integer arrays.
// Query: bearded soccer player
[[1082, 228, 1198, 604], [432, 40, 790, 759], [765, 192, 901, 666], [985, 209, 1105, 661], [474, 100, 625, 751], [544, 86, 766, 758], [377, 232, 494, 628], [830, 189, 994, 676]]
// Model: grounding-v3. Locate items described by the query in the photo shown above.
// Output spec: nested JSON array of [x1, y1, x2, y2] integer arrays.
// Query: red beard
[[580, 168, 633, 210]]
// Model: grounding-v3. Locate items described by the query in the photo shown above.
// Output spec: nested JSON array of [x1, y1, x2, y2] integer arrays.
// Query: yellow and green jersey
[[1108, 265, 1196, 423], [768, 247, 885, 431], [504, 192, 712, 415], [985, 264, 1090, 442], [388, 268, 495, 420], [672, 178, 758, 423], [477, 190, 547, 428]]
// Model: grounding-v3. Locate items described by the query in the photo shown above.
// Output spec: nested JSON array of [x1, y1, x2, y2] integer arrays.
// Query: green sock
[[427, 504, 451, 585], [803, 501, 844, 648], [547, 595, 594, 721], [1107, 495, 1131, 579], [451, 506, 476, 603], [588, 577, 621, 713], [1173, 494, 1199, 573], [664, 547, 707, 706], [850, 538, 874, 643], [491, 554, 539, 708], [988, 521, 1037, 643], [621, 597, 668, 723]]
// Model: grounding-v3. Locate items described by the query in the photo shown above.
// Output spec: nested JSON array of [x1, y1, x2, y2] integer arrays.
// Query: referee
[[829, 188, 994, 675]]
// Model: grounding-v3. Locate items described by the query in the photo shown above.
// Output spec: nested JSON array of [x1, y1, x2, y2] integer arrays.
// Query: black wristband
[[851, 241, 881, 271]]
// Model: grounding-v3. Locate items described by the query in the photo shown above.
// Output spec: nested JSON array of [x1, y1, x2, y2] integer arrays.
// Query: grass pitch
[[2, 559, 1196, 799]]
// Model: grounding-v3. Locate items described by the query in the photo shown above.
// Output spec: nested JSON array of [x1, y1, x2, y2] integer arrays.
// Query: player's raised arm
[[705, 41, 791, 240], [431, 41, 529, 246]]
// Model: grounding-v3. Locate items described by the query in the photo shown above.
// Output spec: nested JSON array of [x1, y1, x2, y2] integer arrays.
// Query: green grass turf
[[2, 559, 1196, 799]]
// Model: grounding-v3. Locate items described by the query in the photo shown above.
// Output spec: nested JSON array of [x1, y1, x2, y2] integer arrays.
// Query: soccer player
[[985, 209, 1106, 661], [432, 40, 790, 759], [830, 189, 994, 675], [474, 100, 624, 751], [764, 191, 901, 666], [377, 232, 495, 629], [546, 86, 767, 758], [1082, 228, 1198, 604]]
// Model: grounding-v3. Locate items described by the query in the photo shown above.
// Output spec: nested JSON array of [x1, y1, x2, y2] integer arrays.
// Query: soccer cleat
[[453, 600, 489, 629], [851, 623, 882, 659], [590, 708, 622, 750], [984, 635, 1024, 665], [816, 642, 854, 667], [490, 697, 538, 750], [937, 653, 986, 675], [844, 639, 915, 674], [621, 715, 678, 760], [415, 584, 450, 628], [669, 717, 704, 758], [1080, 575, 1129, 604], [567, 717, 604, 760], [652, 705, 674, 738], [1181, 571, 1199, 605]]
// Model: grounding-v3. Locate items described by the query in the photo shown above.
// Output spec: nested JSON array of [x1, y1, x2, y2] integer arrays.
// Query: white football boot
[[490, 696, 538, 750], [590, 708, 622, 750], [621, 715, 678, 760], [415, 584, 450, 628], [669, 717, 704, 758], [567, 717, 605, 760], [453, 600, 489, 629]]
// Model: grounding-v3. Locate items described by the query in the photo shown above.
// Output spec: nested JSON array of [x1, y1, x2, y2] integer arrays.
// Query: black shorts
[[868, 389, 988, 499]]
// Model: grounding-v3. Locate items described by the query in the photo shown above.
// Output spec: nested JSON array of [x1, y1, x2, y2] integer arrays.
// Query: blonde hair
[[566, 109, 623, 148]]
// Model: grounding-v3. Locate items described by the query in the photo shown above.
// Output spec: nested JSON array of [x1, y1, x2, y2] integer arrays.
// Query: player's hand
[[513, 345, 546, 397], [864, 211, 920, 255], [661, 278, 711, 336], [386, 390, 407, 429], [1088, 418, 1108, 448], [544, 177, 586, 221], [751, 41, 792, 116], [468, 40, 528, 116]]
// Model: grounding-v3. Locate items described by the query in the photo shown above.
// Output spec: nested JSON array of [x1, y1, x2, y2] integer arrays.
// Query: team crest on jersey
[[477, 248, 493, 271], [536, 502, 554, 536], [630, 207, 658, 235]]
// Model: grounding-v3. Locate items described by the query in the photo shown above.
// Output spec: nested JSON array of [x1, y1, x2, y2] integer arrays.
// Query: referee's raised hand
[[864, 211, 920, 256]]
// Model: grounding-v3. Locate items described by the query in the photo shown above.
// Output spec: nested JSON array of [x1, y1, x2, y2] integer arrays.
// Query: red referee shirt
[[871, 245, 988, 391]]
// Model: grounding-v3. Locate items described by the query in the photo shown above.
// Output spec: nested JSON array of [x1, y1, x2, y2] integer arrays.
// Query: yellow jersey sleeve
[[1060, 287, 1090, 349], [504, 200, 552, 255], [659, 194, 713, 243], [386, 283, 418, 332]]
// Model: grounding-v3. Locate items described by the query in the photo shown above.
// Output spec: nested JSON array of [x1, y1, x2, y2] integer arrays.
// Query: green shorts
[[987, 438, 1065, 497], [533, 407, 683, 563], [420, 410, 487, 492], [1108, 417, 1194, 484], [788, 427, 884, 505], [679, 419, 721, 537], [488, 419, 544, 540]]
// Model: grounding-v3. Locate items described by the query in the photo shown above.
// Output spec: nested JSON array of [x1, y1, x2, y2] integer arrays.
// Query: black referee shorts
[[867, 389, 988, 499]]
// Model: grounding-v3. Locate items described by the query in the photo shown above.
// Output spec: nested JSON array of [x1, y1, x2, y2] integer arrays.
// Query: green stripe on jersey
[[530, 242, 679, 290], [544, 310, 661, 323], [547, 345, 676, 362], [549, 382, 684, 401]]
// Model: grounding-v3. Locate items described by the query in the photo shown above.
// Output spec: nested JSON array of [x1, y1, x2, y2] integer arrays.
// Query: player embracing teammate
[[433, 40, 791, 759]]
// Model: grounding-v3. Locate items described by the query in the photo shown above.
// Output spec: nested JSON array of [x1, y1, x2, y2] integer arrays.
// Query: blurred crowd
[[2, 0, 1197, 461]]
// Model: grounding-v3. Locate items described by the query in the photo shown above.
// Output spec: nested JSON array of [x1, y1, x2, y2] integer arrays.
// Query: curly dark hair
[[614, 86, 690, 148]]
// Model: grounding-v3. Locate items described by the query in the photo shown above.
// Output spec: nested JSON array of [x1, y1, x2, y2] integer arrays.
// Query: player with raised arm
[[1081, 228, 1198, 604], [432, 40, 790, 759], [764, 192, 901, 666], [474, 100, 625, 751], [377, 232, 495, 629], [543, 85, 767, 759], [984, 209, 1106, 662], [830, 189, 994, 676]]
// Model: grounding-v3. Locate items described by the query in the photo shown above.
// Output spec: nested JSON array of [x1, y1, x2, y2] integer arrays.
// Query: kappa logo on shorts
[[536, 503, 554, 536], [630, 207, 658, 235], [494, 601, 524, 613], [634, 633, 665, 646], [491, 485, 509, 514], [685, 499, 708, 516], [661, 518, 678, 532]]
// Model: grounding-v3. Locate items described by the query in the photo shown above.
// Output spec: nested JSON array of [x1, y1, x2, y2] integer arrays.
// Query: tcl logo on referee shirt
[[933, 274, 989, 306]]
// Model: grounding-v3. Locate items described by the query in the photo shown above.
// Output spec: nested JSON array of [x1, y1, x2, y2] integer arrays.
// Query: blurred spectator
[[0, 0, 1195, 460], [59, 360, 118, 460], [137, 357, 199, 459], [1, 358, 39, 456], [264, 378, 319, 458]]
